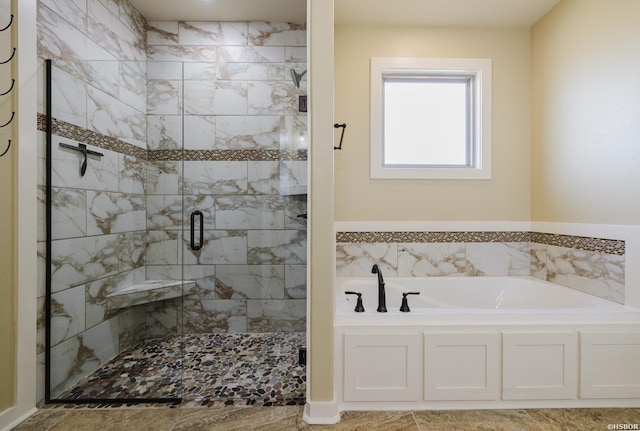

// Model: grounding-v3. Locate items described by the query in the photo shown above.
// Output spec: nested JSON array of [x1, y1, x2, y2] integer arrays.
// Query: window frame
[[370, 57, 492, 180]]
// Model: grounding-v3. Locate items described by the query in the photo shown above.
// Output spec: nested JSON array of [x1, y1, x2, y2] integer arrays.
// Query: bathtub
[[336, 276, 637, 324], [333, 276, 640, 411]]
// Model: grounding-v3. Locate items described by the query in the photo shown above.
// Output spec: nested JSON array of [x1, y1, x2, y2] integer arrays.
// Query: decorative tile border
[[37, 114, 147, 160], [336, 231, 530, 244], [149, 149, 308, 162], [38, 114, 308, 162], [336, 231, 625, 256], [531, 232, 625, 256]]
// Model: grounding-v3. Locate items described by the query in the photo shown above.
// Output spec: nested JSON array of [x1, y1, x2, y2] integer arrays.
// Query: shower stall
[[37, 2, 307, 405]]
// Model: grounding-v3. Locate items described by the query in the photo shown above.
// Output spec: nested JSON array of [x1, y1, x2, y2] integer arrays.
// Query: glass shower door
[[44, 59, 186, 403]]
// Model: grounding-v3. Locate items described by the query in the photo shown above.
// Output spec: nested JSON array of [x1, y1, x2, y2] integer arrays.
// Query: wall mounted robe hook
[[0, 111, 14, 128], [0, 140, 10, 158], [0, 14, 13, 32], [0, 79, 14, 96], [0, 48, 16, 64]]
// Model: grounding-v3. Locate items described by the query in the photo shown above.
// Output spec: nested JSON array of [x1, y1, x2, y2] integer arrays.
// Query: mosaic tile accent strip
[[148, 149, 308, 162], [336, 231, 531, 244], [336, 231, 625, 256], [55, 332, 306, 407], [37, 114, 147, 160], [531, 232, 625, 256], [38, 114, 308, 162]]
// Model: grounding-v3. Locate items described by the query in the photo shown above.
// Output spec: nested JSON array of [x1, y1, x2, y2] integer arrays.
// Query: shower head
[[290, 68, 307, 88]]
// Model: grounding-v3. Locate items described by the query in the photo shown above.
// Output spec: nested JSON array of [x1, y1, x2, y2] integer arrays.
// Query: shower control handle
[[190, 210, 204, 251]]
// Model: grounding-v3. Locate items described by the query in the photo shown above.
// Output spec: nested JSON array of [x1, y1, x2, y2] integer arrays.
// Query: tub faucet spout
[[371, 264, 387, 312]]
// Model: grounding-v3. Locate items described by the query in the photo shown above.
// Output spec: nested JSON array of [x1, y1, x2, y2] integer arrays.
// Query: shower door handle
[[190, 210, 204, 251]]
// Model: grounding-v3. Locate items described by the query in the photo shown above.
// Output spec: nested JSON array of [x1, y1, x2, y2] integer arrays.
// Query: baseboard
[[303, 399, 340, 424], [0, 407, 38, 431]]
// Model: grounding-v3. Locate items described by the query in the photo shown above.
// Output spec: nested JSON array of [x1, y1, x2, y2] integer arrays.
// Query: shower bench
[[106, 279, 196, 310]]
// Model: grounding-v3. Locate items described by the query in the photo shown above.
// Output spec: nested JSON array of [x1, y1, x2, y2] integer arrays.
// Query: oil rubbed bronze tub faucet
[[371, 264, 387, 312]]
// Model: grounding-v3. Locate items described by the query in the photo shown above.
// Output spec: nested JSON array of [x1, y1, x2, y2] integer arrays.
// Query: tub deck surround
[[331, 225, 638, 416], [105, 279, 196, 310], [334, 276, 640, 411]]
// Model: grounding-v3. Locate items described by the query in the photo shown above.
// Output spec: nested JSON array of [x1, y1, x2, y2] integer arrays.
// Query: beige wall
[[0, 0, 15, 412], [0, 0, 38, 426], [308, 0, 335, 403], [334, 25, 531, 221], [0, 106, 15, 413], [531, 0, 640, 225]]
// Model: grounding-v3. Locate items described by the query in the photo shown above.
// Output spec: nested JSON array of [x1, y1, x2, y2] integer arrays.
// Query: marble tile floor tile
[[13, 407, 640, 431], [55, 332, 306, 406]]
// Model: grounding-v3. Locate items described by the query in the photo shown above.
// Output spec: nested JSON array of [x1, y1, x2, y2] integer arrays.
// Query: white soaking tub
[[333, 276, 640, 412], [336, 276, 634, 324]]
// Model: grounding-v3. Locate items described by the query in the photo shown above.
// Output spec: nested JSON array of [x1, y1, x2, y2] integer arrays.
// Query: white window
[[371, 57, 492, 179]]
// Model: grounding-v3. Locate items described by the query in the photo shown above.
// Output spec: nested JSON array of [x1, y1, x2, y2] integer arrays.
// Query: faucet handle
[[345, 291, 365, 312], [400, 291, 420, 312]]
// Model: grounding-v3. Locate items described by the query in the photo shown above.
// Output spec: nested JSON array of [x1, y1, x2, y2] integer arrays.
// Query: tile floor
[[12, 406, 640, 431], [55, 333, 306, 406], [31, 331, 640, 429]]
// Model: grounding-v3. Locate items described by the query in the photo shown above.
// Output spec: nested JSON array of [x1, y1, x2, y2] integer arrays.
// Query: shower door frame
[[43, 59, 184, 405]]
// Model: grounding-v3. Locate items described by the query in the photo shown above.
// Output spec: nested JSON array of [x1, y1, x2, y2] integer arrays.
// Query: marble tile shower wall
[[336, 232, 625, 304], [36, 0, 148, 398], [145, 21, 307, 336], [37, 3, 308, 400]]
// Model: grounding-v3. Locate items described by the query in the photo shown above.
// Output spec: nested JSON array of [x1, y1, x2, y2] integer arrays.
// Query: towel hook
[[0, 112, 14, 128], [0, 14, 13, 32], [334, 123, 347, 150], [0, 48, 16, 65], [0, 79, 14, 96], [0, 140, 10, 158]]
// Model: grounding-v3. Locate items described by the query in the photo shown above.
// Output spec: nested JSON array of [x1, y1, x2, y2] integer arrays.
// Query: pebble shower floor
[[57, 333, 307, 406]]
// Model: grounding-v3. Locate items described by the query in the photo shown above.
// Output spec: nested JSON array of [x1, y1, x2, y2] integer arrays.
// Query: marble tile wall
[[145, 20, 307, 336], [37, 0, 308, 401], [530, 240, 625, 305], [336, 240, 531, 277], [336, 231, 625, 304], [37, 0, 148, 399]]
